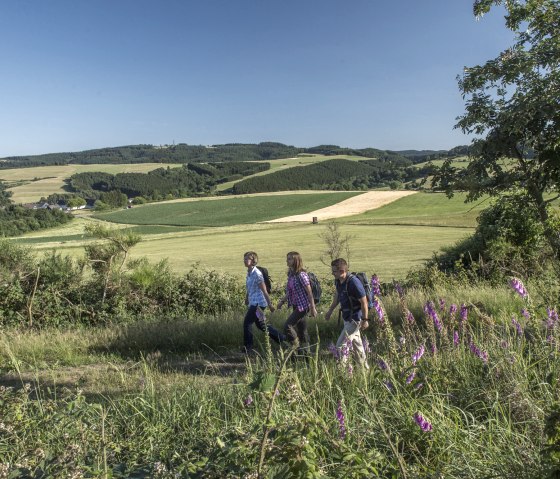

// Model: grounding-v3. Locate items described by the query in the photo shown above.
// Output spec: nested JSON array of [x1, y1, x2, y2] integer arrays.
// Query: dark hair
[[331, 258, 348, 270], [244, 251, 258, 265]]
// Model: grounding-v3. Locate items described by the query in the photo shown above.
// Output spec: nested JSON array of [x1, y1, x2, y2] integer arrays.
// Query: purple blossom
[[449, 304, 458, 317], [394, 282, 404, 298], [438, 298, 446, 311], [411, 345, 425, 365], [328, 343, 341, 360], [453, 330, 459, 346], [373, 299, 384, 323], [406, 371, 416, 384], [406, 310, 415, 324], [244, 394, 253, 407], [362, 337, 371, 354], [430, 343, 438, 355], [460, 304, 468, 323], [383, 381, 394, 392], [414, 382, 424, 391], [521, 308, 530, 319], [509, 277, 528, 299], [511, 316, 523, 337], [547, 308, 558, 329], [413, 412, 433, 432], [336, 401, 346, 439], [377, 358, 389, 371], [371, 275, 381, 297], [469, 342, 488, 363], [424, 301, 442, 332]]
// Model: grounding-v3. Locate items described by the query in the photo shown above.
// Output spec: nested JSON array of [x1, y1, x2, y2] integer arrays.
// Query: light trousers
[[336, 320, 369, 368]]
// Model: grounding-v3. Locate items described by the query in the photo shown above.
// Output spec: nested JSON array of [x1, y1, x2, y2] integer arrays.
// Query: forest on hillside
[[0, 142, 468, 169], [232, 158, 435, 193]]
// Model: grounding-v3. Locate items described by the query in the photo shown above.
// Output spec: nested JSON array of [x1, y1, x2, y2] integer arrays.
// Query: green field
[[14, 191, 476, 280], [95, 191, 361, 226], [0, 163, 182, 203], [347, 191, 488, 228]]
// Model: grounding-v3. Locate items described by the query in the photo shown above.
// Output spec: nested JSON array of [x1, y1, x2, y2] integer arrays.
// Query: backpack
[[305, 271, 322, 305], [346, 272, 374, 309], [256, 266, 272, 294]]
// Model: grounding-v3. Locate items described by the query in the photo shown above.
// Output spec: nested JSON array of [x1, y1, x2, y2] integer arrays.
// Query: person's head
[[286, 251, 304, 273], [331, 258, 348, 282], [244, 251, 258, 268]]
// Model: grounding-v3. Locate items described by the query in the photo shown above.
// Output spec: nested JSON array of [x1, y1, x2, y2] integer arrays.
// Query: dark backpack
[[256, 266, 272, 294], [304, 271, 322, 305], [346, 272, 374, 309]]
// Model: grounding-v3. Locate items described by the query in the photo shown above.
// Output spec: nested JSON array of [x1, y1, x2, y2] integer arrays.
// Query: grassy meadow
[[14, 191, 474, 280], [3, 182, 560, 477]]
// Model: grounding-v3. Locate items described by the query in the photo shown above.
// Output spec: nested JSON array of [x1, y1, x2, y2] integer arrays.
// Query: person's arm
[[277, 282, 288, 310], [325, 294, 339, 321], [359, 295, 368, 322], [304, 284, 317, 317], [258, 281, 275, 312]]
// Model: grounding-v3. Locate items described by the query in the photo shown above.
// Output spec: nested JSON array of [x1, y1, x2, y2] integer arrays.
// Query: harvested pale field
[[266, 190, 417, 222]]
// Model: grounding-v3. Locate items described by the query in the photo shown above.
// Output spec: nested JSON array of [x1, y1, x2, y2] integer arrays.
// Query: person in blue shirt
[[242, 251, 285, 354], [325, 258, 369, 368]]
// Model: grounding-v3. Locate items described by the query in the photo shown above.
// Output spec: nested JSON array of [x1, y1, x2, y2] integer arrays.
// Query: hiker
[[277, 251, 317, 351], [242, 251, 285, 354], [325, 258, 369, 368]]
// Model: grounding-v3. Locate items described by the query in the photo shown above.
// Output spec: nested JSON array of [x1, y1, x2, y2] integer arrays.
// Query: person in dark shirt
[[325, 258, 369, 368]]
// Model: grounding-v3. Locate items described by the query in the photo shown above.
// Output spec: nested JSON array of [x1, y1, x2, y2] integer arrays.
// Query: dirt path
[[265, 190, 417, 223]]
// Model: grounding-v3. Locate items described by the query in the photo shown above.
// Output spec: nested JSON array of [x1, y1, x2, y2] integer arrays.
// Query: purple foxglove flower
[[336, 401, 346, 439], [328, 343, 341, 360], [413, 412, 432, 432], [453, 330, 459, 346], [509, 277, 528, 299], [449, 304, 458, 317], [244, 394, 253, 407], [469, 342, 488, 363], [362, 337, 371, 354], [406, 371, 416, 384], [414, 382, 424, 390], [424, 301, 442, 332], [377, 358, 389, 371], [511, 316, 523, 337], [412, 345, 425, 365], [460, 304, 468, 323], [371, 274, 381, 297], [383, 381, 394, 392], [406, 310, 415, 324], [439, 298, 446, 311], [430, 343, 437, 355], [394, 282, 404, 298], [521, 308, 530, 319], [547, 308, 558, 329], [373, 300, 384, 323]]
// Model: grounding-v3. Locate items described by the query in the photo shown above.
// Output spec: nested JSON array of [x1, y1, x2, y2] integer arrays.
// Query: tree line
[[0, 142, 467, 169], [0, 181, 72, 236], [231, 158, 433, 194], [63, 161, 270, 207]]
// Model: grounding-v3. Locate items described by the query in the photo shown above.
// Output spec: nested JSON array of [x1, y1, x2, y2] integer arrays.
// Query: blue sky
[[0, 0, 515, 157]]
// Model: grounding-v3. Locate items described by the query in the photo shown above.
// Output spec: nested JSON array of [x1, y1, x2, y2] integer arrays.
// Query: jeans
[[283, 307, 309, 346], [243, 305, 285, 350], [336, 320, 369, 368]]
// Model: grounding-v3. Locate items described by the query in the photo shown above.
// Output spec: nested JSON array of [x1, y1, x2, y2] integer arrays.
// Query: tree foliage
[[433, 0, 560, 256]]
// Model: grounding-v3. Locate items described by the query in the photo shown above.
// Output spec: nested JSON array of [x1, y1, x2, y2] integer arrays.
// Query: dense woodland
[[0, 142, 466, 169], [232, 158, 433, 193], [65, 161, 269, 206]]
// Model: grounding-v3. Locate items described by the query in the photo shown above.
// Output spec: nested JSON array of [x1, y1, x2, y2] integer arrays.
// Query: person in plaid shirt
[[277, 251, 317, 350]]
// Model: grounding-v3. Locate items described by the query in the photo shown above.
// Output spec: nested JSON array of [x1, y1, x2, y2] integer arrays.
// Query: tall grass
[[1, 281, 558, 477]]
